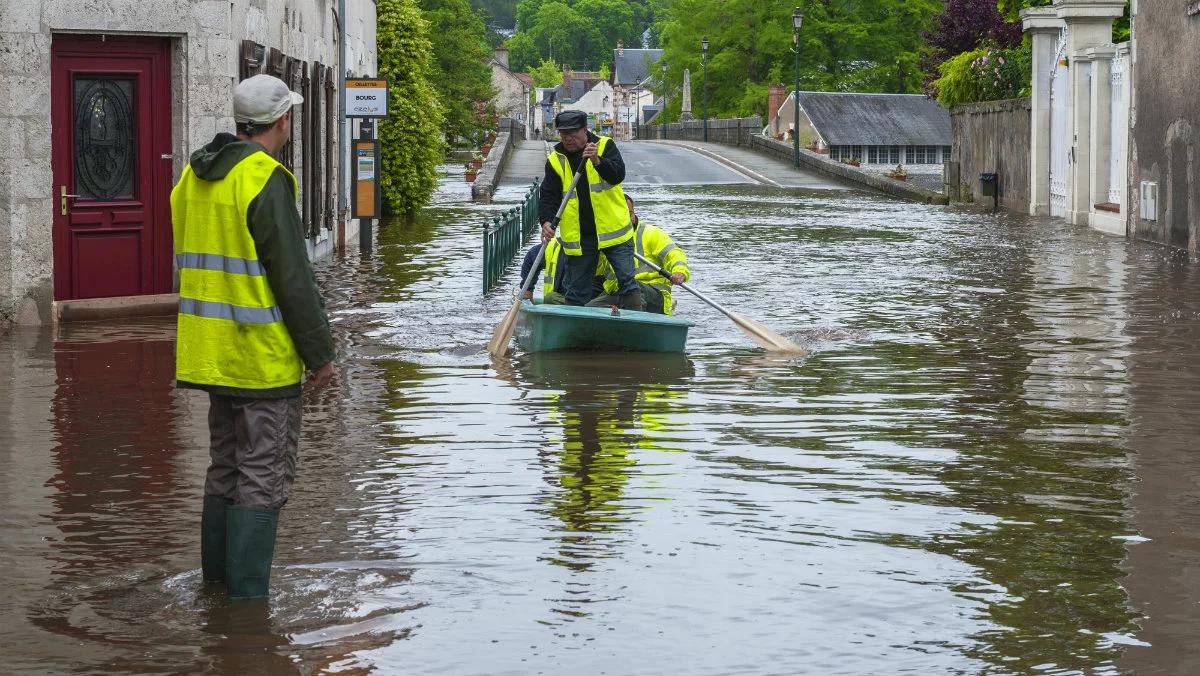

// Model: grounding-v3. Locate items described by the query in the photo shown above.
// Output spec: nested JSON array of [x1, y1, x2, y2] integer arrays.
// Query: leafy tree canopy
[[652, 0, 939, 121], [419, 0, 496, 143], [470, 0, 518, 28], [511, 0, 654, 71]]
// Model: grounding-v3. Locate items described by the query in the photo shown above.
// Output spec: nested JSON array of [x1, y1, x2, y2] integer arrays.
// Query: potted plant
[[481, 142, 493, 155], [841, 156, 861, 167], [887, 164, 908, 181], [465, 166, 478, 182], [470, 152, 484, 170]]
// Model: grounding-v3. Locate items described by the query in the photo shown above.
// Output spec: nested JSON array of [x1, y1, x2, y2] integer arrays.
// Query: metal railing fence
[[482, 179, 541, 294]]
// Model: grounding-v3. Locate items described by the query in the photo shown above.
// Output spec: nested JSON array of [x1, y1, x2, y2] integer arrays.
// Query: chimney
[[494, 45, 509, 69], [563, 66, 572, 93], [617, 39, 624, 57], [768, 83, 786, 128]]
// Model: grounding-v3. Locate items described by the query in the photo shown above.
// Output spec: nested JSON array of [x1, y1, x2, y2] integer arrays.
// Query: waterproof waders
[[201, 495, 232, 582], [226, 505, 279, 600]]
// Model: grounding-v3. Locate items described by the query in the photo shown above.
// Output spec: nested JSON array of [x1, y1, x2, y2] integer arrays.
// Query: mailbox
[[980, 172, 998, 197]]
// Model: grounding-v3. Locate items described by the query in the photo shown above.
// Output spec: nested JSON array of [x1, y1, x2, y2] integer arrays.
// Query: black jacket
[[538, 132, 626, 252]]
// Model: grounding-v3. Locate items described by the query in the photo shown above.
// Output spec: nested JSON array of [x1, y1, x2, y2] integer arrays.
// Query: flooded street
[[5, 158, 1200, 674]]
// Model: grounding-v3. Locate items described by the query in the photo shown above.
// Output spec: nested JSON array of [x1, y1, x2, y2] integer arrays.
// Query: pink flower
[[998, 57, 1006, 65]]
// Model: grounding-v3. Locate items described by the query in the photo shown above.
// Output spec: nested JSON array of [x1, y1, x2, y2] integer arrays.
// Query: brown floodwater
[[3, 165, 1200, 674]]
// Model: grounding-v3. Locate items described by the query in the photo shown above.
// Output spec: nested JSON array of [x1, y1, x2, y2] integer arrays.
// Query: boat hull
[[516, 301, 693, 353]]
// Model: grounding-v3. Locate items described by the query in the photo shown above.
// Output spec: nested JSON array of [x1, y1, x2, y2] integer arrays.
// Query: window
[[907, 145, 945, 164], [241, 42, 337, 239]]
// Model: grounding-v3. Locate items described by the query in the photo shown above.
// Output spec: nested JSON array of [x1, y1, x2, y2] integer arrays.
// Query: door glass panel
[[74, 76, 136, 200]]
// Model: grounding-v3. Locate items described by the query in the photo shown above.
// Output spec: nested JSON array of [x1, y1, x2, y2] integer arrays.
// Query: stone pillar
[[1059, 0, 1126, 225], [1067, 50, 1095, 225], [1022, 7, 1062, 216], [1087, 45, 1116, 207]]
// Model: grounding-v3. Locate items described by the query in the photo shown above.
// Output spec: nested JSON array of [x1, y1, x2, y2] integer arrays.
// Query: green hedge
[[933, 43, 1031, 109], [377, 0, 446, 219]]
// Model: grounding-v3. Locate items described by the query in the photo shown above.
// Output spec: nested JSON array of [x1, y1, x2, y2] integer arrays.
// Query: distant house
[[490, 46, 533, 132], [775, 92, 952, 171], [611, 42, 663, 140], [547, 68, 613, 135]]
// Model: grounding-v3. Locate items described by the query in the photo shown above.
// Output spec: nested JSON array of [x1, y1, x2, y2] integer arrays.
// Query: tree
[[653, 0, 940, 120], [470, 0, 518, 29], [420, 0, 496, 144], [574, 0, 637, 61], [377, 0, 446, 219], [509, 0, 656, 71], [507, 31, 542, 71], [527, 2, 605, 70], [528, 58, 563, 88], [925, 0, 1023, 73]]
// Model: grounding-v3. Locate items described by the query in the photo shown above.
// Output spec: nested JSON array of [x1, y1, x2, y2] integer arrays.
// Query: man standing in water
[[539, 110, 643, 310], [171, 74, 337, 599]]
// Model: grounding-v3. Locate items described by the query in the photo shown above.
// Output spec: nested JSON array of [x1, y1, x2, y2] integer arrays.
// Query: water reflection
[[6, 166, 1200, 672]]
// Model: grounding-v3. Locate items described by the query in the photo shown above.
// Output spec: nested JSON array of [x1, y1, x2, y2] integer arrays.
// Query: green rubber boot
[[225, 505, 279, 600], [201, 495, 232, 582]]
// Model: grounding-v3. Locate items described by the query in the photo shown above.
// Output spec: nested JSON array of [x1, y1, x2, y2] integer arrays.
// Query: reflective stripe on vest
[[547, 135, 634, 254], [171, 150, 304, 390]]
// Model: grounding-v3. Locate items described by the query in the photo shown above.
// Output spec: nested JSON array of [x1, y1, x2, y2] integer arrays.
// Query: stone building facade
[[0, 0, 377, 327], [1127, 0, 1200, 249], [489, 46, 532, 133]]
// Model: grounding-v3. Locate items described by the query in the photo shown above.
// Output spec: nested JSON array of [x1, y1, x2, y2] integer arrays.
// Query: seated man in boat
[[587, 196, 690, 315], [519, 238, 607, 305]]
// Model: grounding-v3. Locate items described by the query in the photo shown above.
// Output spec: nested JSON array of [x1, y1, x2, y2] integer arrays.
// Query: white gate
[[1049, 30, 1070, 218]]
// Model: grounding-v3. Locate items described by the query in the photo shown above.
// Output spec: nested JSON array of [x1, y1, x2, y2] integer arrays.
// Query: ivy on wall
[[377, 0, 447, 218]]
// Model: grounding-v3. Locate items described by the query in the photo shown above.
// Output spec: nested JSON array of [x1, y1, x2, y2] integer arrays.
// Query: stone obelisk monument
[[680, 68, 693, 121]]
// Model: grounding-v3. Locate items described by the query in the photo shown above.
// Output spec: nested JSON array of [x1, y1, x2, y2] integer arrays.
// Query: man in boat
[[587, 195, 690, 315], [538, 109, 643, 311], [519, 239, 606, 305]]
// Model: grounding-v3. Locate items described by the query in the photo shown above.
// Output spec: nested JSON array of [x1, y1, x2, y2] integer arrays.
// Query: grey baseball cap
[[233, 74, 304, 124]]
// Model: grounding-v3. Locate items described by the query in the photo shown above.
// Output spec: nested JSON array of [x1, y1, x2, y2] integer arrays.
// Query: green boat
[[516, 300, 694, 353]]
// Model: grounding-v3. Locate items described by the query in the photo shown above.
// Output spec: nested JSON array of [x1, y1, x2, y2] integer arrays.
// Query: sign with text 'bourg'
[[345, 78, 389, 118]]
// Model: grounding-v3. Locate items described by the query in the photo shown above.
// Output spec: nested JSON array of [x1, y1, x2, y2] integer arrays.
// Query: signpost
[[345, 78, 388, 254]]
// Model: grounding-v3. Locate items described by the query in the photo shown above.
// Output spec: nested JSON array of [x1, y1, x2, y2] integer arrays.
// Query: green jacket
[[177, 133, 335, 398]]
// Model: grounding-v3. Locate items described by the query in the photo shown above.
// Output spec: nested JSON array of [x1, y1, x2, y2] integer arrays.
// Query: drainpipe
[[337, 0, 347, 229]]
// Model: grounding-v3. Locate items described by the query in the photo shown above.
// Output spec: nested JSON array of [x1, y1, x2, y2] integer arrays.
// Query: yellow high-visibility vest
[[542, 238, 565, 298], [170, 151, 304, 390], [547, 136, 633, 255], [604, 222, 690, 314]]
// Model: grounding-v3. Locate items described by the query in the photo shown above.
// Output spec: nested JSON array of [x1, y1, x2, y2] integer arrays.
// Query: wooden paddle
[[634, 252, 807, 354], [487, 166, 586, 357]]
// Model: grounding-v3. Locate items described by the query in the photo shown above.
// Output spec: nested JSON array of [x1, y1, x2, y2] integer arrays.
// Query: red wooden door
[[50, 36, 172, 301]]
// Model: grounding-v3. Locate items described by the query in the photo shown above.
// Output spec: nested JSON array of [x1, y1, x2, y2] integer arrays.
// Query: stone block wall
[[640, 116, 762, 147], [951, 98, 1033, 212], [0, 0, 377, 328], [1129, 0, 1200, 249]]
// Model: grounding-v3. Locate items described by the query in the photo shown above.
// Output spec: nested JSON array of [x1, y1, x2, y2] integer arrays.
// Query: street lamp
[[791, 7, 803, 168], [701, 36, 709, 142], [661, 59, 668, 140]]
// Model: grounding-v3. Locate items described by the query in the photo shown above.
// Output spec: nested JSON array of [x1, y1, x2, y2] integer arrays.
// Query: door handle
[[60, 185, 80, 216]]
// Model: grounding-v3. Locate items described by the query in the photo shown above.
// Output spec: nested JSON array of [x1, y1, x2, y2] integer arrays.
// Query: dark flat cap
[[555, 110, 587, 130]]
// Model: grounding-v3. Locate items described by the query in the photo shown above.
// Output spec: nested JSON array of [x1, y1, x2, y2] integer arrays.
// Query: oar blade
[[728, 310, 807, 354], [487, 299, 523, 357]]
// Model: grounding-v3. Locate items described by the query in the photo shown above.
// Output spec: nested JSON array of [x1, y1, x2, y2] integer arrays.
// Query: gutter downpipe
[[337, 0, 348, 240]]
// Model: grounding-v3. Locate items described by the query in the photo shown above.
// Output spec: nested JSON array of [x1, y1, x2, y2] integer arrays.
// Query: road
[[502, 137, 842, 190], [2, 156, 1195, 674]]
